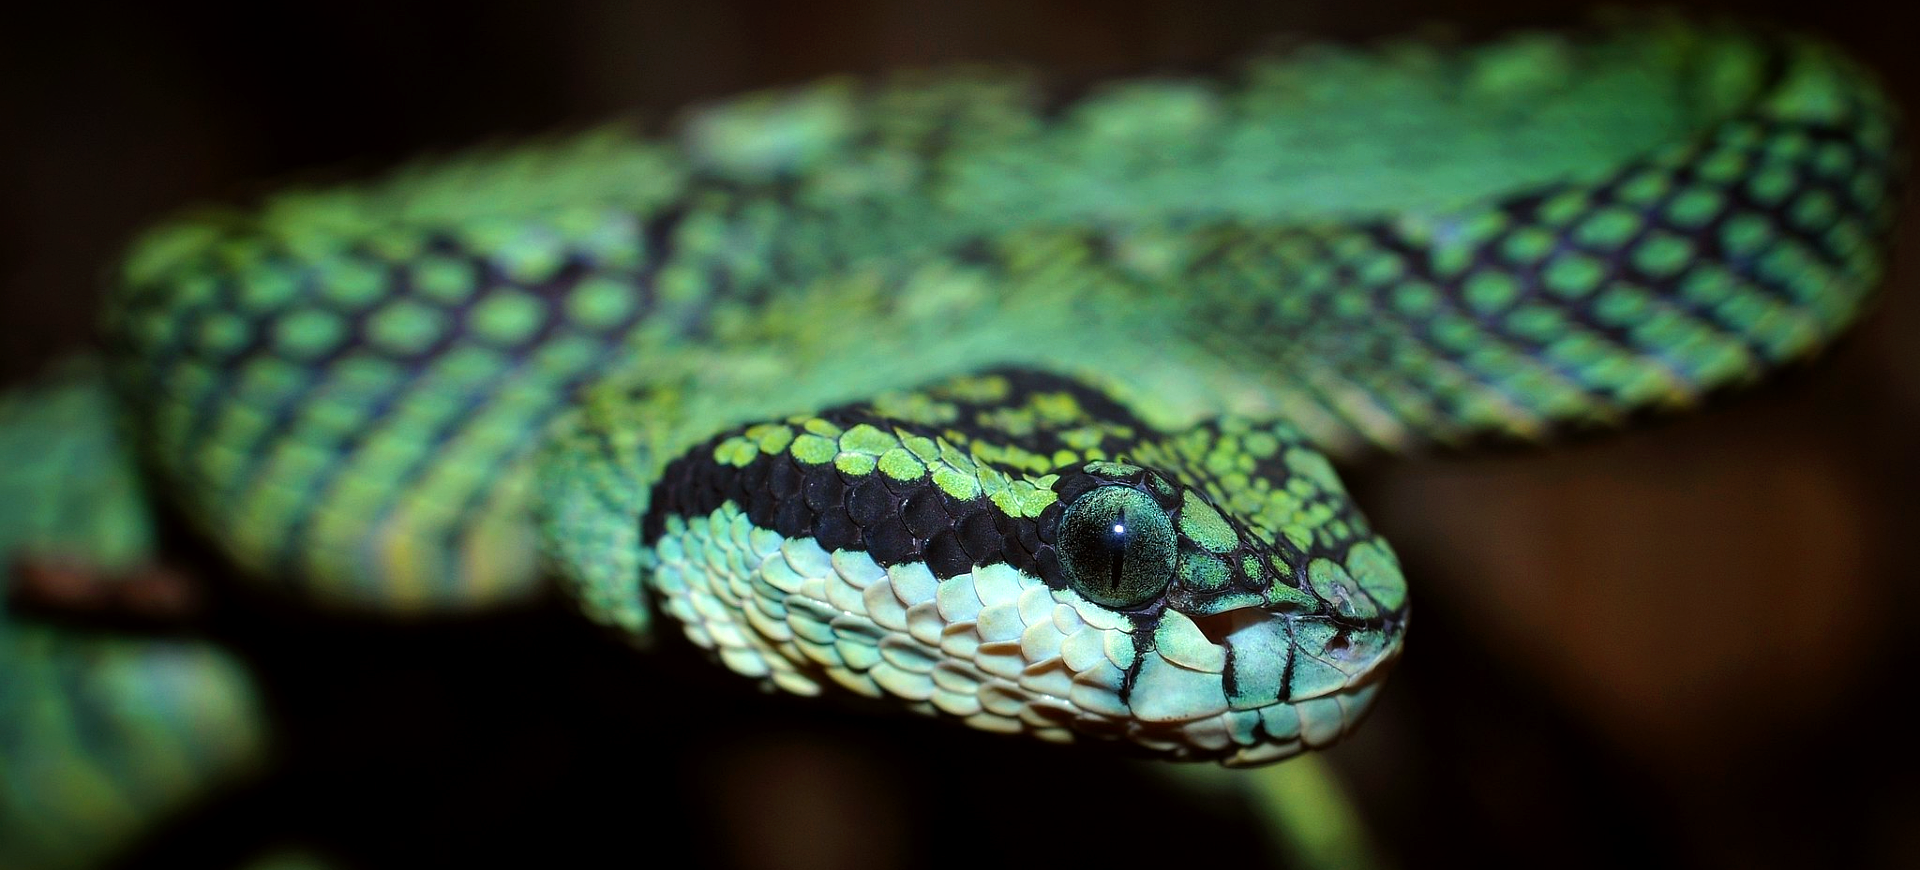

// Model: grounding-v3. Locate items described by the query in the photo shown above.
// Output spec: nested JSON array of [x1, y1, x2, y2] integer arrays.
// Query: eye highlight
[[1057, 485, 1176, 609]]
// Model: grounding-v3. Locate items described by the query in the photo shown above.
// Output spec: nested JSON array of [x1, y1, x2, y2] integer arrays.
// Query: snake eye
[[1057, 485, 1176, 609]]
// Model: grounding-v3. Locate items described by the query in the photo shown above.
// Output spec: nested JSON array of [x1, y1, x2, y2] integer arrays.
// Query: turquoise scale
[[0, 17, 1903, 866]]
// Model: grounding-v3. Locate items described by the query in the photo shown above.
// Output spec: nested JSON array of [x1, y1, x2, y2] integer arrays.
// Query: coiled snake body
[[0, 17, 1902, 867]]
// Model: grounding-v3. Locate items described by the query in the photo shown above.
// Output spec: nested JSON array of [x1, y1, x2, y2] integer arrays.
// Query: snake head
[[546, 369, 1407, 765], [1034, 456, 1406, 764]]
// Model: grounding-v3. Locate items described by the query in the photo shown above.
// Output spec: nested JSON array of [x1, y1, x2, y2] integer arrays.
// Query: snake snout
[[1190, 603, 1401, 700], [1187, 603, 1404, 767]]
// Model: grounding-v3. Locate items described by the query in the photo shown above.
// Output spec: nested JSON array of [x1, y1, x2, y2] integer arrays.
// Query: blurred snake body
[[0, 17, 1902, 865]]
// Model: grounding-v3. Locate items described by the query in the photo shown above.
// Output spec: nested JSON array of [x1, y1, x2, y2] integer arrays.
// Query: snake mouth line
[[1190, 605, 1402, 696], [1191, 607, 1266, 648]]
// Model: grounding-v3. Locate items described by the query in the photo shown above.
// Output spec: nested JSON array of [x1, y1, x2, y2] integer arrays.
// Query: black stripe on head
[[644, 369, 1156, 580]]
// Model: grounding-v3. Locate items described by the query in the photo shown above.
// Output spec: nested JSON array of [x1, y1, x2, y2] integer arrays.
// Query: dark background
[[3, 1, 1917, 868]]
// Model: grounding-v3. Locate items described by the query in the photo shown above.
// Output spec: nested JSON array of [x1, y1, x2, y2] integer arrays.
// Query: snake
[[0, 16, 1902, 868]]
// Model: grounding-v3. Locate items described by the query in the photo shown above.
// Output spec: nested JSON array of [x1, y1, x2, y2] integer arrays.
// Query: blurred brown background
[[2, 1, 1916, 868]]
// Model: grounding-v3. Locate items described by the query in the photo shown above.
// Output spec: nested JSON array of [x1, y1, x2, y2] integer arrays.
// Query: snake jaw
[[1063, 445, 1409, 759], [638, 486, 1406, 764], [1142, 577, 1405, 766]]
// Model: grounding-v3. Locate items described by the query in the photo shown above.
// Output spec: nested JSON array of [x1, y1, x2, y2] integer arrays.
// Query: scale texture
[[0, 370, 267, 870], [101, 18, 1902, 757], [0, 16, 1904, 863]]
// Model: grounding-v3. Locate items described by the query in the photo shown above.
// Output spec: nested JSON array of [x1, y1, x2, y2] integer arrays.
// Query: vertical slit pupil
[[1059, 484, 1176, 609]]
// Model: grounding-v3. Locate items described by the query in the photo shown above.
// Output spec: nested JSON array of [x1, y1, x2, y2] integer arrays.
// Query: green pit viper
[[0, 16, 1902, 869]]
